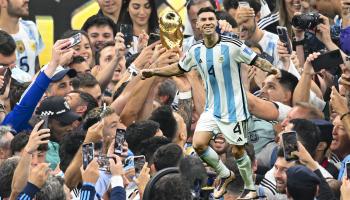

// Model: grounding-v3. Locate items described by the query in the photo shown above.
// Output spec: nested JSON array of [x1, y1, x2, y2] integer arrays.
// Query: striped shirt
[[178, 35, 257, 123]]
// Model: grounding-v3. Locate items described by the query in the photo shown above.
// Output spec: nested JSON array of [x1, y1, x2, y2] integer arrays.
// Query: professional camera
[[291, 13, 323, 30]]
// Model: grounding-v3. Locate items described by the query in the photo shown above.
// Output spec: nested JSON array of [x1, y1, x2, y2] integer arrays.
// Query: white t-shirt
[[11, 19, 44, 78]]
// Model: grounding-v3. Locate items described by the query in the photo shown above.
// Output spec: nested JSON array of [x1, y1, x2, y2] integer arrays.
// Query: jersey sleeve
[[231, 43, 258, 65], [178, 47, 197, 72]]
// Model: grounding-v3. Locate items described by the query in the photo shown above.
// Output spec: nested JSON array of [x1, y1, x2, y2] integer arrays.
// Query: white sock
[[236, 153, 255, 190], [199, 147, 230, 178]]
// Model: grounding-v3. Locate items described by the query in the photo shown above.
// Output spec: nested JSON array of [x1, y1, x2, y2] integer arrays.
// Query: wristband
[[340, 112, 350, 120], [110, 175, 124, 188], [178, 91, 192, 99], [293, 38, 305, 46]]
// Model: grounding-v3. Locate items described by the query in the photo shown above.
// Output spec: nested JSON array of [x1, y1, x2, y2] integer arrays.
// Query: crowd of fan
[[0, 0, 350, 199]]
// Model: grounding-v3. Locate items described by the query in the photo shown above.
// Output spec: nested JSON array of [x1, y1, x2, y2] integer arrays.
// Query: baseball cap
[[36, 96, 81, 125], [51, 66, 77, 82], [287, 165, 320, 199]]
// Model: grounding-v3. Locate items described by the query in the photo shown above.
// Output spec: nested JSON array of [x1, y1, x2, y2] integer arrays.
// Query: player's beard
[[7, 0, 29, 18]]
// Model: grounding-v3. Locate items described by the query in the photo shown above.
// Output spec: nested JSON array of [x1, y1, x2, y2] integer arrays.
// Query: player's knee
[[232, 145, 246, 158], [192, 141, 208, 154]]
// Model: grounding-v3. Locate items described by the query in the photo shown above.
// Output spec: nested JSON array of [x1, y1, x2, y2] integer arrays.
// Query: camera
[[291, 13, 323, 30]]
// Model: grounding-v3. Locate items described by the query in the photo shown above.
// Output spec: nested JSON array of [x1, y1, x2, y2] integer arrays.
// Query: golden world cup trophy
[[159, 11, 183, 49]]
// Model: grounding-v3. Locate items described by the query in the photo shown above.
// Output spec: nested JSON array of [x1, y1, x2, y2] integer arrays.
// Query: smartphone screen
[[347, 162, 350, 180], [238, 1, 250, 8], [120, 24, 133, 48], [282, 131, 299, 161], [149, 33, 160, 45], [133, 155, 146, 176], [311, 49, 344, 73], [97, 155, 115, 172], [114, 129, 125, 155], [277, 26, 292, 54], [65, 33, 81, 49], [0, 68, 11, 95], [82, 143, 94, 170]]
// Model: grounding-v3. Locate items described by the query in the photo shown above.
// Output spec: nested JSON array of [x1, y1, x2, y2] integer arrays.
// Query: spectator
[[152, 143, 183, 172], [96, 0, 126, 24], [82, 15, 116, 51], [73, 73, 102, 105], [69, 56, 92, 74], [35, 96, 81, 170], [0, 156, 19, 199], [46, 67, 77, 97], [61, 30, 94, 68], [65, 90, 98, 118], [0, 125, 14, 165], [149, 106, 177, 140]]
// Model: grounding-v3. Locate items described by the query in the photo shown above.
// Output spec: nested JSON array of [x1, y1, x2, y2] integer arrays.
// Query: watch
[[293, 38, 305, 47]]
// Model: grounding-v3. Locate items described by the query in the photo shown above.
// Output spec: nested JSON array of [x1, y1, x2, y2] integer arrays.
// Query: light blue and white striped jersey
[[179, 35, 257, 123]]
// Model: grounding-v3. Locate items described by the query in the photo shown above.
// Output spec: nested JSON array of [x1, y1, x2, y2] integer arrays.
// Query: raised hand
[[24, 120, 50, 154]]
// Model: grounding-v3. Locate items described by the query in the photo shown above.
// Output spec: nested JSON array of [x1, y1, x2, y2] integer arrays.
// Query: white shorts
[[195, 111, 248, 145]]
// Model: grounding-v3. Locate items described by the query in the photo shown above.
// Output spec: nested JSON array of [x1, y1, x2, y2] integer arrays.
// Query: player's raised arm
[[141, 62, 184, 79], [252, 56, 280, 76]]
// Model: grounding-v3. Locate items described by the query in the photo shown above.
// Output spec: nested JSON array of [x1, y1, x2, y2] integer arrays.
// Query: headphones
[[142, 167, 180, 200]]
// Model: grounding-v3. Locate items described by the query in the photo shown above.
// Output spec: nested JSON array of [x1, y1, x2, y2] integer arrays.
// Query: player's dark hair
[[274, 70, 299, 93], [290, 118, 320, 158], [157, 79, 177, 106], [0, 30, 16, 56], [153, 143, 184, 171], [125, 120, 160, 153], [82, 15, 116, 36], [149, 106, 177, 140], [197, 7, 217, 18]]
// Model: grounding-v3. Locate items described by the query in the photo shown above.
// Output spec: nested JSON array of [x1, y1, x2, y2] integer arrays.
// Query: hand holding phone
[[64, 33, 81, 49], [120, 24, 133, 48], [40, 115, 49, 130], [0, 66, 11, 95], [277, 26, 292, 54], [311, 49, 344, 74], [282, 131, 299, 161], [133, 155, 146, 176]]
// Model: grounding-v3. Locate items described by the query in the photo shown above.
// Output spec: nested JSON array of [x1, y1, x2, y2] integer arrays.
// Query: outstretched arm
[[252, 57, 279, 75], [141, 63, 184, 78]]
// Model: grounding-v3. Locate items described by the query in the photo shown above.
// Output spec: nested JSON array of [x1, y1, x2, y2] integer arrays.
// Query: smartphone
[[97, 155, 116, 172], [40, 115, 49, 130], [82, 143, 94, 170], [238, 1, 250, 8], [0, 67, 11, 95], [311, 49, 344, 73], [282, 131, 299, 161], [347, 161, 350, 179], [114, 129, 125, 155], [149, 33, 160, 45], [133, 155, 146, 176], [65, 33, 81, 49], [120, 24, 133, 48], [277, 26, 292, 54]]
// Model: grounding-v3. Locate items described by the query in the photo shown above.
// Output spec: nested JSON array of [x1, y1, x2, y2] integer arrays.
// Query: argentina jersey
[[179, 35, 258, 123]]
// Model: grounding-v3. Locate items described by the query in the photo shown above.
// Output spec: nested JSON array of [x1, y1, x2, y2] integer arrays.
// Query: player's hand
[[81, 158, 100, 184], [115, 32, 126, 59], [235, 6, 255, 26], [138, 30, 149, 52], [277, 40, 291, 68], [218, 20, 233, 33], [140, 69, 154, 79]]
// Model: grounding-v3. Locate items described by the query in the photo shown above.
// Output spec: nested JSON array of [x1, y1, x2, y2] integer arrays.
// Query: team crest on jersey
[[218, 56, 224, 63], [30, 41, 36, 51], [16, 41, 25, 53]]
